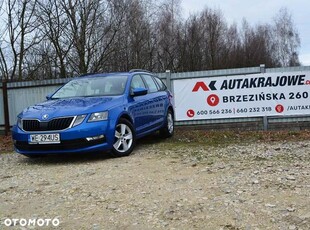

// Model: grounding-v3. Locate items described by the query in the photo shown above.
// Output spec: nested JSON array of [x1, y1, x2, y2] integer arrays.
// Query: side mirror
[[131, 88, 148, 97], [46, 93, 52, 100]]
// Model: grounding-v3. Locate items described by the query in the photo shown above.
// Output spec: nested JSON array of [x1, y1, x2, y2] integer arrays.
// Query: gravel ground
[[0, 138, 310, 229]]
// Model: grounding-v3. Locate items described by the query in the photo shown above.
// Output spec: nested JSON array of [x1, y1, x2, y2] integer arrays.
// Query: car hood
[[19, 96, 122, 120]]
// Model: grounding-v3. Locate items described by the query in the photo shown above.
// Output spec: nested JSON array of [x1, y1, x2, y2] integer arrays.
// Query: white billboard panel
[[173, 71, 310, 121]]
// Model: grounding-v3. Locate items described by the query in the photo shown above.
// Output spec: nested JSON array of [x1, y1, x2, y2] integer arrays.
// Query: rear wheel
[[111, 118, 135, 157], [160, 110, 174, 138]]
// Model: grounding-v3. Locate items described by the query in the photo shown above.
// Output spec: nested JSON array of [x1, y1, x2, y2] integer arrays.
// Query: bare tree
[[181, 14, 203, 71], [0, 0, 8, 79], [200, 7, 227, 70], [59, 0, 126, 74], [222, 23, 242, 68], [126, 0, 152, 69], [272, 7, 300, 66], [33, 0, 73, 78], [155, 0, 182, 71], [91, 0, 129, 72], [0, 1, 302, 80], [0, 0, 39, 80]]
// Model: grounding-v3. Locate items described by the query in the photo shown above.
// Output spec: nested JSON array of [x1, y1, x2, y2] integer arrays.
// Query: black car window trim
[[140, 74, 159, 94], [153, 76, 167, 91]]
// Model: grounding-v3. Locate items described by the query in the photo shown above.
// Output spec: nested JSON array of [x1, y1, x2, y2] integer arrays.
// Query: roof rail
[[78, 73, 96, 77], [129, 69, 152, 73]]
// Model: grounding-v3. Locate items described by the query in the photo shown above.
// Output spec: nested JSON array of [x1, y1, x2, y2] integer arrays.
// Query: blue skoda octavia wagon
[[12, 70, 174, 157]]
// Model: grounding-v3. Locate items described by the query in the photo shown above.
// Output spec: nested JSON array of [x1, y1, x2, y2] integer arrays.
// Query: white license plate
[[29, 133, 60, 144]]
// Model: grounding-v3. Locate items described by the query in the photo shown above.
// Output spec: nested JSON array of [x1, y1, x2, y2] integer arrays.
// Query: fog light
[[86, 135, 105, 141]]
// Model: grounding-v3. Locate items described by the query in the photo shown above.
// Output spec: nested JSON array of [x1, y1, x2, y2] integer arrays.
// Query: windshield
[[51, 75, 128, 99]]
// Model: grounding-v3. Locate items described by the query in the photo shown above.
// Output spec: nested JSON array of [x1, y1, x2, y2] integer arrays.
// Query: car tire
[[111, 118, 136, 157], [160, 110, 174, 138]]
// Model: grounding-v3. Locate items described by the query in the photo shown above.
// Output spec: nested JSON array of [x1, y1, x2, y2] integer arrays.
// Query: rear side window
[[141, 74, 158, 93]]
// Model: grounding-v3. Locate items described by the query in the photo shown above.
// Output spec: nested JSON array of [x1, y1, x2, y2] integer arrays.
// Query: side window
[[141, 74, 158, 93], [154, 77, 167, 91], [131, 75, 146, 90]]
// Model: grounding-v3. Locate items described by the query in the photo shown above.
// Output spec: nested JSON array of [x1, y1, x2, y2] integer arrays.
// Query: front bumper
[[12, 120, 114, 155]]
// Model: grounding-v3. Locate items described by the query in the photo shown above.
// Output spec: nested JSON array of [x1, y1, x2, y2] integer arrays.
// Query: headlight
[[88, 111, 108, 122], [17, 118, 22, 129], [72, 115, 86, 127]]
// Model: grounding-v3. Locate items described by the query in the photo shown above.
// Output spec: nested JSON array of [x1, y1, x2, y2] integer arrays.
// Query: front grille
[[22, 117, 74, 131]]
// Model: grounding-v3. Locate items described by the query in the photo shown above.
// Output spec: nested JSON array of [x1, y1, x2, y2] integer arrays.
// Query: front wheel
[[160, 110, 174, 138], [111, 118, 136, 157]]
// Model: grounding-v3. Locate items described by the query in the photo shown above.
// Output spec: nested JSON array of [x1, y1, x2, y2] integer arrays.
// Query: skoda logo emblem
[[42, 114, 49, 120]]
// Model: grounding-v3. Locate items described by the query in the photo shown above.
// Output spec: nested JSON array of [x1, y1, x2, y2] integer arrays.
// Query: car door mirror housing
[[46, 94, 52, 100], [132, 88, 148, 97]]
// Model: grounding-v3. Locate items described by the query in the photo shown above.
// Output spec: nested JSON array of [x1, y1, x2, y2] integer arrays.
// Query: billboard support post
[[2, 79, 10, 136]]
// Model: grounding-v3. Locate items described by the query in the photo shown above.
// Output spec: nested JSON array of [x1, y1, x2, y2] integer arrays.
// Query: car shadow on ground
[[17, 133, 167, 165], [136, 132, 167, 146], [18, 151, 113, 165]]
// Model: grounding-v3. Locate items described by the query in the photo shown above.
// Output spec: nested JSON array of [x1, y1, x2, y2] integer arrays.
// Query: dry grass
[[173, 129, 310, 145]]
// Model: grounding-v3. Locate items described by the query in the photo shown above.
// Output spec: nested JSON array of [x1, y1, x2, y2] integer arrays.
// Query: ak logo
[[192, 81, 217, 92]]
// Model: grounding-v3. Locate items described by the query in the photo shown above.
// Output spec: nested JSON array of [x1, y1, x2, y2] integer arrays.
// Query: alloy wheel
[[113, 123, 133, 153]]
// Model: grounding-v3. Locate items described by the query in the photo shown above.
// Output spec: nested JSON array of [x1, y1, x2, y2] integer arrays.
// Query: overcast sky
[[181, 0, 310, 66]]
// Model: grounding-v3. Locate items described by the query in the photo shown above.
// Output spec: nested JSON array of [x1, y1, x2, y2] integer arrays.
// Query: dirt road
[[1, 134, 310, 229]]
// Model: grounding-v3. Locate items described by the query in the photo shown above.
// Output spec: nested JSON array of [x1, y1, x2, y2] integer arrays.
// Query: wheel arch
[[118, 113, 134, 125], [111, 114, 136, 157], [167, 105, 175, 118]]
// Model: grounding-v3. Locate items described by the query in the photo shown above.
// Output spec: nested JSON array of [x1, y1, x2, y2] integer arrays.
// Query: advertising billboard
[[173, 71, 310, 121]]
